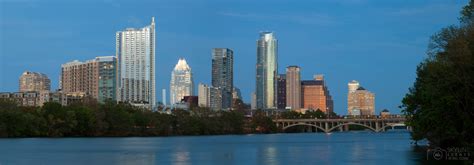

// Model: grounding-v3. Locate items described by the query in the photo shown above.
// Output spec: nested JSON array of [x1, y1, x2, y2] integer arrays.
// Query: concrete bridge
[[274, 117, 408, 133]]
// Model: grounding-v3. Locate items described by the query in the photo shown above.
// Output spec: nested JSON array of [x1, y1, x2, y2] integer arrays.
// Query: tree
[[402, 0, 474, 149], [304, 109, 325, 119]]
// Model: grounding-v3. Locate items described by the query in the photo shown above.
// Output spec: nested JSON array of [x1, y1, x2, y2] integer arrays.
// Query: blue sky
[[0, 0, 469, 114]]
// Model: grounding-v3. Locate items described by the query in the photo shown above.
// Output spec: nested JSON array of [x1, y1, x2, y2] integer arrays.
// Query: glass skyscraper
[[256, 32, 278, 109], [211, 48, 233, 110], [170, 58, 194, 105], [116, 17, 156, 108]]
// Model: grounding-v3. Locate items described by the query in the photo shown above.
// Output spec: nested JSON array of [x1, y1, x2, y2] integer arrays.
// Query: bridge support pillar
[[375, 122, 380, 132], [325, 122, 329, 133]]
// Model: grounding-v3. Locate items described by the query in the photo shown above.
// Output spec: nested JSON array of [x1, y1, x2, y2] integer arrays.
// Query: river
[[0, 130, 425, 164]]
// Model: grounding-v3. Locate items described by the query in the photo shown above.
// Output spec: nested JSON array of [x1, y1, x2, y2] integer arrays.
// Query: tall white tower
[[256, 32, 278, 109], [116, 17, 156, 108]]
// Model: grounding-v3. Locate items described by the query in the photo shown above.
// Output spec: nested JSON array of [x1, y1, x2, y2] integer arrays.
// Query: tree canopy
[[401, 0, 474, 149]]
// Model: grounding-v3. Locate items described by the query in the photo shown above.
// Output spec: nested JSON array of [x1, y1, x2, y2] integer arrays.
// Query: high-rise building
[[256, 32, 278, 109], [285, 66, 301, 110], [211, 48, 233, 110], [116, 17, 156, 108], [19, 71, 51, 92], [61, 56, 117, 103], [277, 74, 286, 109], [348, 80, 360, 93], [301, 75, 334, 114], [170, 58, 193, 105], [232, 87, 242, 100], [198, 83, 210, 107], [347, 81, 375, 115], [209, 87, 223, 110]]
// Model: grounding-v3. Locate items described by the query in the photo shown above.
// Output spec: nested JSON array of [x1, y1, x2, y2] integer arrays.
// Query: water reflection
[[173, 151, 190, 165], [0, 132, 423, 165], [117, 152, 155, 165], [262, 146, 278, 165]]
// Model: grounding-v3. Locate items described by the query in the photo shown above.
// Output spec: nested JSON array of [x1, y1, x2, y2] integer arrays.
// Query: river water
[[0, 131, 425, 164]]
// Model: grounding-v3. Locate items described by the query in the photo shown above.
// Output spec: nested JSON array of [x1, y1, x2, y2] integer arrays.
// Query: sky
[[0, 0, 469, 115]]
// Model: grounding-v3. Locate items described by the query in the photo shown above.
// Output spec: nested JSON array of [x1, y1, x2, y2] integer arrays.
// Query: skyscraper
[[116, 17, 156, 108], [286, 66, 301, 110], [170, 58, 194, 105], [61, 56, 116, 103], [277, 74, 287, 109], [301, 75, 334, 114], [347, 80, 375, 115], [198, 83, 210, 107], [211, 48, 233, 110], [19, 71, 51, 92], [256, 32, 278, 109]]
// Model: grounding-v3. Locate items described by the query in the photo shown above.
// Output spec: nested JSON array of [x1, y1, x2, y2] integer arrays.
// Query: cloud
[[219, 11, 337, 26]]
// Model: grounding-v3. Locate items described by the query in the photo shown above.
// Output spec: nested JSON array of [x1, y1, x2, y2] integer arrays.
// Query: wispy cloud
[[219, 11, 337, 26]]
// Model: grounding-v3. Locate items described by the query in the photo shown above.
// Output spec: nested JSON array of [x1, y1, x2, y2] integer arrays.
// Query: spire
[[151, 16, 155, 25], [173, 58, 191, 71]]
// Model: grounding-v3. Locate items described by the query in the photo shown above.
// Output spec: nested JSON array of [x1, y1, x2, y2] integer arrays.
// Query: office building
[[285, 66, 301, 110], [210, 48, 233, 110], [256, 31, 278, 109], [347, 81, 375, 115], [301, 75, 334, 114], [277, 74, 286, 109], [116, 17, 156, 108], [198, 83, 210, 108], [232, 87, 242, 100], [170, 58, 194, 105], [251, 92, 257, 110]]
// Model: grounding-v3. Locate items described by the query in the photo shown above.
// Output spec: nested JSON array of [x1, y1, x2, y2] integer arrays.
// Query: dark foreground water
[[0, 131, 424, 165]]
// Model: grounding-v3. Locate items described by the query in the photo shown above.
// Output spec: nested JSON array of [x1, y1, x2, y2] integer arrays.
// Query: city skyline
[[0, 0, 468, 114]]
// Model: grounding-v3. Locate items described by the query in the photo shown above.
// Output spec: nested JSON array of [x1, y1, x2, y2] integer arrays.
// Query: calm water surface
[[0, 131, 424, 165]]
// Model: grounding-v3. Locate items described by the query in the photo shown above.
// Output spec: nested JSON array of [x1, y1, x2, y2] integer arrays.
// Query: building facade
[[198, 83, 210, 107], [347, 81, 375, 115], [0, 91, 86, 107], [170, 58, 194, 105], [256, 32, 278, 109], [211, 48, 233, 110], [277, 74, 287, 109], [19, 71, 51, 92], [232, 87, 242, 100], [116, 17, 156, 108], [301, 75, 334, 114], [209, 87, 222, 111], [61, 56, 116, 103], [285, 66, 301, 110]]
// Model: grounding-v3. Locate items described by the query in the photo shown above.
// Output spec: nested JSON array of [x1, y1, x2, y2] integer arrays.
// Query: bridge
[[273, 117, 408, 133]]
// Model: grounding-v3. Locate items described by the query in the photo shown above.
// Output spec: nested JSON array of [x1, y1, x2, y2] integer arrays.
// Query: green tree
[[304, 109, 325, 119], [402, 1, 474, 149]]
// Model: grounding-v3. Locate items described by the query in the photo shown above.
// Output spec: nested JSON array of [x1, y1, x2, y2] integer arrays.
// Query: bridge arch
[[282, 123, 327, 132], [327, 122, 377, 132], [377, 123, 406, 132]]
